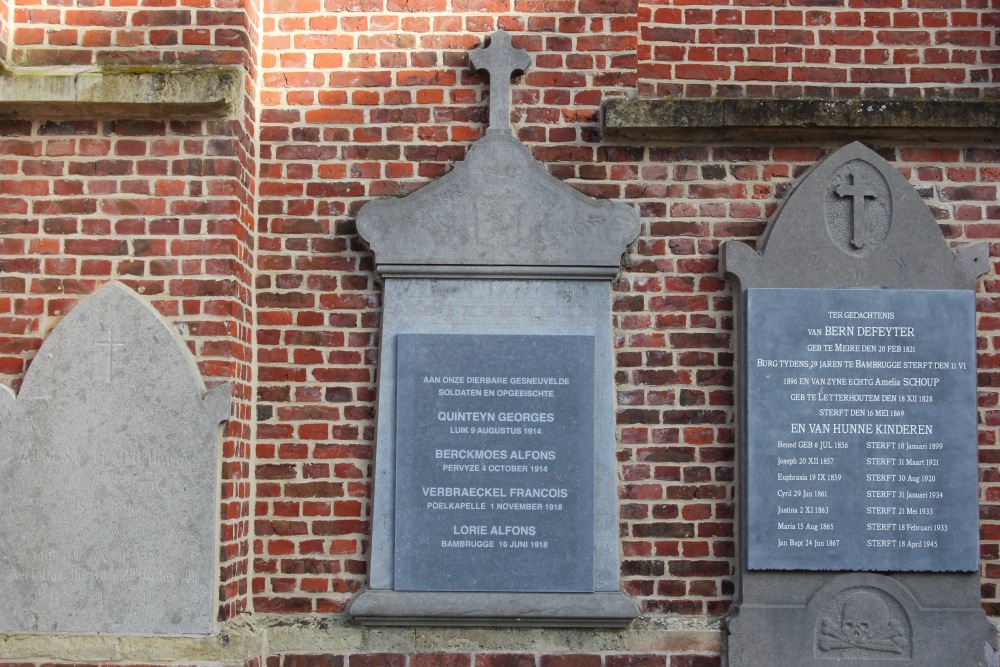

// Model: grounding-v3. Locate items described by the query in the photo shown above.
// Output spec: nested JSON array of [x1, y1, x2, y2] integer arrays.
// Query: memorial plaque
[[724, 143, 995, 666], [394, 333, 595, 592], [746, 288, 977, 572], [350, 29, 639, 626]]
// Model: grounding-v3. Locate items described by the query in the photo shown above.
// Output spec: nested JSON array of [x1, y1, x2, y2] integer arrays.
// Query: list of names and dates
[[746, 288, 978, 572], [393, 333, 596, 592]]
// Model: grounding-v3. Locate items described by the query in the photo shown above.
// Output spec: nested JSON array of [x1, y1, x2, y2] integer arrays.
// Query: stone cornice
[[0, 66, 241, 119], [603, 97, 1000, 142]]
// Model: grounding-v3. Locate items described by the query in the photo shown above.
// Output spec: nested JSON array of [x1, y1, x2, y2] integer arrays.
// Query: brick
[[348, 656, 405, 667], [411, 655, 472, 667], [541, 656, 601, 667], [633, 523, 695, 538], [606, 657, 668, 667], [475, 656, 536, 667]]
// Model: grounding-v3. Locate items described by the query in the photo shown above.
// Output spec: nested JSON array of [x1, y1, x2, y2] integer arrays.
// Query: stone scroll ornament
[[0, 283, 230, 635], [350, 30, 639, 627], [721, 142, 996, 666]]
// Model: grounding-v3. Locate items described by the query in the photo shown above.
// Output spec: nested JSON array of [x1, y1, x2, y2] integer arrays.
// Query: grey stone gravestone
[[348, 30, 640, 626], [722, 142, 996, 666], [0, 283, 230, 635]]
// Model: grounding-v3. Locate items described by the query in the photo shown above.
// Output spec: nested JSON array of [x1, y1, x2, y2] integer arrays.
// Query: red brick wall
[[221, 0, 261, 622], [9, 0, 246, 66], [251, 4, 646, 614], [0, 0, 257, 623], [0, 0, 10, 63], [618, 144, 1000, 615], [638, 0, 1000, 98], [0, 0, 998, 658]]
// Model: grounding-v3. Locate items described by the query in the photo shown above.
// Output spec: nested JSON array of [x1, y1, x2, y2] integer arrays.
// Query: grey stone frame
[[350, 280, 636, 626]]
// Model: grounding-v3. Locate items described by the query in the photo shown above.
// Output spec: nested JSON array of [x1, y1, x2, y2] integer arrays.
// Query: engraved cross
[[95, 336, 125, 383], [470, 30, 531, 135], [834, 169, 878, 249]]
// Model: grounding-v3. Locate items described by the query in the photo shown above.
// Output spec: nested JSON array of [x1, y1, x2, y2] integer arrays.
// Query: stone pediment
[[356, 30, 639, 280], [722, 141, 987, 290], [358, 132, 639, 278]]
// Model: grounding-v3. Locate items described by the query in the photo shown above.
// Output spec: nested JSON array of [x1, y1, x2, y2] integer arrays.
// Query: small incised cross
[[470, 30, 531, 135], [95, 336, 125, 383], [834, 169, 878, 249]]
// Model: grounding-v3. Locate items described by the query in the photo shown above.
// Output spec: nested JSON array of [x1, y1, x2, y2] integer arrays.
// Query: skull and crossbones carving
[[818, 591, 907, 654]]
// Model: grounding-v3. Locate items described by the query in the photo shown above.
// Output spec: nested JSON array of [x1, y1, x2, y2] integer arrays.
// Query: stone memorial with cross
[[722, 142, 996, 666], [0, 283, 230, 634], [348, 30, 640, 626]]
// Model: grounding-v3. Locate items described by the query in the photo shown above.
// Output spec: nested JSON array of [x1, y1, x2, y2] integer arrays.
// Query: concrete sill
[[602, 97, 1000, 142], [0, 619, 261, 664], [0, 66, 241, 119]]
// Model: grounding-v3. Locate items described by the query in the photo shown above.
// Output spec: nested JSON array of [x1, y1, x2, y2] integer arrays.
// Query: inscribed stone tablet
[[746, 288, 977, 571], [0, 284, 228, 634], [394, 334, 595, 592]]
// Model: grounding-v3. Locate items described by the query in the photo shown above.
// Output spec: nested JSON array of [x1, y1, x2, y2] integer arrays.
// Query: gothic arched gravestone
[[0, 283, 230, 634]]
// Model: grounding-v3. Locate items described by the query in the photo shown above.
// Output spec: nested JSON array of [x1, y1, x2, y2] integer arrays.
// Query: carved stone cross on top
[[835, 169, 878, 249], [470, 30, 531, 135]]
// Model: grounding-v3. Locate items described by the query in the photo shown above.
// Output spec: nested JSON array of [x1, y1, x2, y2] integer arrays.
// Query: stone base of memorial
[[349, 591, 639, 628], [722, 142, 996, 666]]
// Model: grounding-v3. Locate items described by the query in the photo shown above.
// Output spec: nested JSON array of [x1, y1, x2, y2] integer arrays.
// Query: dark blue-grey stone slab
[[393, 333, 595, 592], [746, 288, 977, 572], [348, 279, 637, 625]]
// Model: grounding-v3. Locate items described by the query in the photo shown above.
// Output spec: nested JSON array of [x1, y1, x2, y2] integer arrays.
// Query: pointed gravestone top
[[470, 29, 530, 135], [722, 141, 987, 290], [357, 30, 639, 279], [0, 283, 229, 634]]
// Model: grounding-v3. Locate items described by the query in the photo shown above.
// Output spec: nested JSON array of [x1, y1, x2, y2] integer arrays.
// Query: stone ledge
[[0, 66, 241, 119], [0, 618, 263, 664], [264, 614, 723, 654], [376, 264, 623, 280], [348, 590, 640, 628], [0, 616, 725, 662], [602, 97, 1000, 142]]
